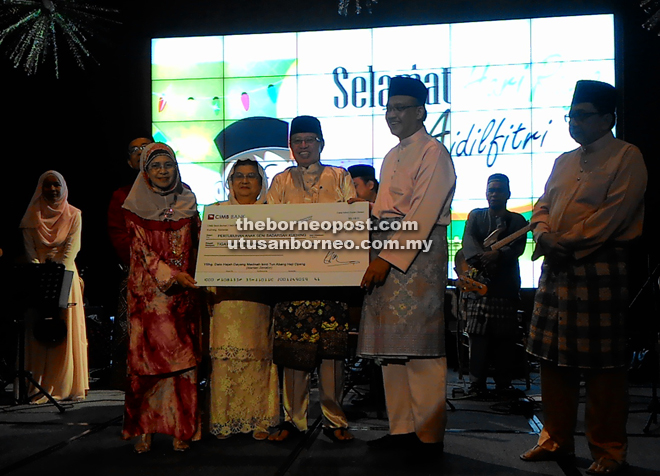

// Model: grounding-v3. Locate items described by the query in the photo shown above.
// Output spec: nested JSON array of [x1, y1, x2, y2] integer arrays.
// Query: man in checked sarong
[[520, 80, 647, 475], [461, 174, 528, 397]]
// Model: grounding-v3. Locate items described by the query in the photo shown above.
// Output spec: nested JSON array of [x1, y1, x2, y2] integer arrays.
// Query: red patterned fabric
[[122, 369, 201, 441], [121, 212, 201, 440]]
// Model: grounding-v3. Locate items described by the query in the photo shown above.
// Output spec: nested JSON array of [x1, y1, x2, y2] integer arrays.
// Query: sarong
[[465, 296, 518, 337], [527, 245, 629, 369], [358, 222, 447, 358]]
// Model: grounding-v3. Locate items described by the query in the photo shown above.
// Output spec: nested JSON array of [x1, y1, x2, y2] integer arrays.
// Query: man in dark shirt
[[460, 173, 528, 396], [107, 136, 153, 389]]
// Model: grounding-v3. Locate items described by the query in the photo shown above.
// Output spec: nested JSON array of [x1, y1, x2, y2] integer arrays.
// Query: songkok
[[348, 164, 376, 181], [487, 173, 510, 190], [290, 115, 323, 140], [215, 116, 289, 160], [571, 80, 616, 115], [388, 76, 428, 104]]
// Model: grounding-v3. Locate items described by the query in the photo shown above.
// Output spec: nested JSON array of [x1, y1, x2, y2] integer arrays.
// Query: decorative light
[[0, 0, 118, 78], [641, 0, 660, 35], [338, 0, 378, 16]]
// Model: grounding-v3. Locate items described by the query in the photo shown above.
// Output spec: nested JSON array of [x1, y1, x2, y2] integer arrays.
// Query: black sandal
[[268, 422, 302, 442], [323, 427, 354, 443]]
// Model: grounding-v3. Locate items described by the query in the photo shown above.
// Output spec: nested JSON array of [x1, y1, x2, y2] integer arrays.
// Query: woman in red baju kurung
[[120, 142, 201, 453]]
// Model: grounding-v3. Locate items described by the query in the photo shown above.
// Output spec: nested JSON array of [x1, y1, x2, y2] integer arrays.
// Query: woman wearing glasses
[[207, 158, 279, 441], [120, 142, 202, 453]]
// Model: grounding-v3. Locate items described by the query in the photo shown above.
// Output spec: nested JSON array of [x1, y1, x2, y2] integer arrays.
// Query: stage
[[1, 368, 657, 476]]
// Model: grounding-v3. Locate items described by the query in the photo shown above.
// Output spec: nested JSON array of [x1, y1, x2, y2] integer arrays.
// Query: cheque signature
[[323, 251, 360, 266]]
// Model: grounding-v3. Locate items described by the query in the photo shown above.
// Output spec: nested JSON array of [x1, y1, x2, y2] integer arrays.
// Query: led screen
[[151, 14, 615, 287]]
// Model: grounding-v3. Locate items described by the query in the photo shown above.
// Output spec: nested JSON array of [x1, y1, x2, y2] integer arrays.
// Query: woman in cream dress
[[209, 158, 279, 440], [20, 171, 88, 403]]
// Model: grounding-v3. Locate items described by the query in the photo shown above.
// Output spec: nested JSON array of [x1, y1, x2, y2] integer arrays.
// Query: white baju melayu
[[358, 127, 456, 443]]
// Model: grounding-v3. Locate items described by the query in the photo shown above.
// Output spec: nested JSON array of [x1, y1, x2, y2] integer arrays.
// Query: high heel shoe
[[172, 438, 190, 452], [134, 434, 152, 454]]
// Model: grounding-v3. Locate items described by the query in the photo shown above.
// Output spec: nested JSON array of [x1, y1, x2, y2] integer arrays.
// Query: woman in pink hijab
[[20, 170, 89, 403]]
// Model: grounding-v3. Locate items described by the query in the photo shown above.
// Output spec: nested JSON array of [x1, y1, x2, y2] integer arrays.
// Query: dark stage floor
[[1, 368, 658, 476]]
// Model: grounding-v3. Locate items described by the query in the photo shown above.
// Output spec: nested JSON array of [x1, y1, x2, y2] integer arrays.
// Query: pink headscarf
[[19, 170, 80, 248]]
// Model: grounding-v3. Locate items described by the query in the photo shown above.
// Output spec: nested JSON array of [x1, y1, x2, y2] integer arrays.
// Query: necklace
[[162, 195, 176, 220]]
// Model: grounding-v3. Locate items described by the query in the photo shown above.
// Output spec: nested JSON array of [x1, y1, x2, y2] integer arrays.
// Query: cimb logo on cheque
[[208, 213, 244, 220]]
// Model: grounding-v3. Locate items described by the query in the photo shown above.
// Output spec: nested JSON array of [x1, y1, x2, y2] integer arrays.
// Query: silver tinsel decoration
[[0, 0, 117, 77], [338, 0, 378, 16], [641, 0, 660, 35]]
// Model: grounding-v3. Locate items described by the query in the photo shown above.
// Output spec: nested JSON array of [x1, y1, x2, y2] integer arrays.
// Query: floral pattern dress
[[121, 213, 202, 442]]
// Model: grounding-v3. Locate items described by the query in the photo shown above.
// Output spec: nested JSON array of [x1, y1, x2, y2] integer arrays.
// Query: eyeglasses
[[291, 137, 321, 146], [232, 172, 259, 181], [564, 112, 601, 122], [128, 144, 150, 154], [384, 104, 419, 114], [147, 162, 175, 172]]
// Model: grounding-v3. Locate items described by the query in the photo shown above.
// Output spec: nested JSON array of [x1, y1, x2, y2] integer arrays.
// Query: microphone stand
[[13, 310, 65, 412], [10, 263, 74, 413]]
